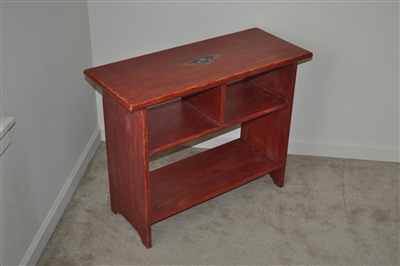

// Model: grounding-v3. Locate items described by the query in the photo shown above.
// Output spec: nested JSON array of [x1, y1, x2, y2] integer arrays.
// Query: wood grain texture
[[147, 81, 288, 155], [84, 28, 312, 112], [147, 100, 220, 155], [86, 28, 312, 248], [149, 139, 281, 223], [183, 84, 226, 124], [102, 92, 152, 248], [224, 79, 289, 123], [241, 64, 298, 187]]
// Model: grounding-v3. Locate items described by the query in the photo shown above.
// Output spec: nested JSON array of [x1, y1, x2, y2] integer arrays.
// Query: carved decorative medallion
[[184, 54, 221, 65]]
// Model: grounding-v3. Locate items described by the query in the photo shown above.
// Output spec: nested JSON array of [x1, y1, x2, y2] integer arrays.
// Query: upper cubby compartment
[[147, 99, 221, 155], [224, 78, 288, 124], [147, 68, 290, 155], [183, 84, 226, 124]]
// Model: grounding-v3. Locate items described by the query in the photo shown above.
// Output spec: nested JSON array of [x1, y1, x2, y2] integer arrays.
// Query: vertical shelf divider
[[183, 84, 226, 124]]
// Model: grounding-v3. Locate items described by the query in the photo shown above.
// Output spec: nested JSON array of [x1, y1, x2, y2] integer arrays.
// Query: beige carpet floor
[[38, 142, 399, 265]]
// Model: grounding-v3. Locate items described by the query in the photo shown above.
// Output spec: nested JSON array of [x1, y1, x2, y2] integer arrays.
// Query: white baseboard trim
[[288, 138, 399, 163], [21, 126, 102, 266], [187, 127, 240, 149], [100, 124, 106, 141], [189, 130, 399, 163]]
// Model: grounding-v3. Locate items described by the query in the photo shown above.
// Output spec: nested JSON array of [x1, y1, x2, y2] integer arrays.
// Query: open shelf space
[[147, 80, 288, 155], [147, 100, 221, 155], [149, 138, 281, 223], [225, 80, 288, 124]]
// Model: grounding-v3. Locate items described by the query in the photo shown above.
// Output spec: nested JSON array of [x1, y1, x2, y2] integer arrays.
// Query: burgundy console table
[[84, 28, 312, 248]]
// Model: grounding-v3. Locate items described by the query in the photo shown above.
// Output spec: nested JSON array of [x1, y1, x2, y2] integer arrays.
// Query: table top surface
[[84, 28, 312, 112]]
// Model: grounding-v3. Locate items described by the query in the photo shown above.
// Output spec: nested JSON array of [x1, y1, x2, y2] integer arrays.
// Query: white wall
[[1, 1, 100, 265], [88, 1, 399, 162]]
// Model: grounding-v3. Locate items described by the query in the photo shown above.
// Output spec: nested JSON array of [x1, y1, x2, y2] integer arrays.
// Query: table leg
[[103, 92, 152, 248]]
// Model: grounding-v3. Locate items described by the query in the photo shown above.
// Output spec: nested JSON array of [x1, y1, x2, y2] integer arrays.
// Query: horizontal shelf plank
[[149, 139, 281, 223], [147, 82, 288, 155], [147, 101, 220, 155], [225, 80, 288, 124]]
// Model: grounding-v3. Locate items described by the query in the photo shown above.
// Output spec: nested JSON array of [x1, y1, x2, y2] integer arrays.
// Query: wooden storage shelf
[[147, 80, 288, 155], [224, 79, 288, 124], [149, 138, 281, 224], [147, 100, 220, 155], [84, 28, 312, 248]]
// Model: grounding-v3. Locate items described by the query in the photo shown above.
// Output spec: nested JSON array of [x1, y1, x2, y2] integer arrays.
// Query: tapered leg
[[103, 92, 152, 248]]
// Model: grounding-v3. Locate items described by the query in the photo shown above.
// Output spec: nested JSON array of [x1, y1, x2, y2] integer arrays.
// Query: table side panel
[[103, 92, 152, 247], [241, 63, 298, 187]]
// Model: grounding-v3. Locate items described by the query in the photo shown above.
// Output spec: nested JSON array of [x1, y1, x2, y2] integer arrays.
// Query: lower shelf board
[[149, 138, 281, 223]]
